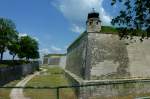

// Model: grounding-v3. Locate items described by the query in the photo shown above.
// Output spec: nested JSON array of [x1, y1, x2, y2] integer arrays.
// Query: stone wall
[[65, 66, 150, 99], [66, 32, 150, 80], [88, 33, 129, 79], [0, 62, 39, 86], [127, 38, 150, 78], [43, 55, 66, 68], [59, 56, 66, 68], [80, 80, 150, 99], [88, 33, 150, 79], [66, 33, 88, 79]]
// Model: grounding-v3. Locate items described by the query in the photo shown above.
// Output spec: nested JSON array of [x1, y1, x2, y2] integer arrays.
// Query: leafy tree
[[111, 0, 150, 40], [18, 36, 39, 61], [0, 18, 18, 60], [8, 38, 20, 60]]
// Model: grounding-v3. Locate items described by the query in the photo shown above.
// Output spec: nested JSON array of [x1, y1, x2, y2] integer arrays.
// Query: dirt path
[[10, 72, 39, 99]]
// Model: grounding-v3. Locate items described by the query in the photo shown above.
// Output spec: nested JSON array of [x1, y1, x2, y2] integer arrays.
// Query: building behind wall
[[43, 54, 66, 68]]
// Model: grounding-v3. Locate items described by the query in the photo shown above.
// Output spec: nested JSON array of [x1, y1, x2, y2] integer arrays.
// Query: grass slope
[[0, 80, 20, 99]]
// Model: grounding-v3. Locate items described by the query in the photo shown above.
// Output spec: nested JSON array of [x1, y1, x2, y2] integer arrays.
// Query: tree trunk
[[12, 55, 16, 60], [0, 52, 4, 61]]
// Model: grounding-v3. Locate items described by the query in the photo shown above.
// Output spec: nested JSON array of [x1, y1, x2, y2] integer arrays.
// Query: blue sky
[[0, 0, 122, 59]]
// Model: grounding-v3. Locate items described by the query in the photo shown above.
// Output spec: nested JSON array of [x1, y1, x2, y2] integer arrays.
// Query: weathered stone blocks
[[66, 32, 150, 80]]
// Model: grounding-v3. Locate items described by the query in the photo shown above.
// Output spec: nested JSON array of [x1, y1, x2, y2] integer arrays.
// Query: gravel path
[[10, 72, 39, 99]]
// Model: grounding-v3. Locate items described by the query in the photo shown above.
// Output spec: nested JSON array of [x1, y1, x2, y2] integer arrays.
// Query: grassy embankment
[[0, 80, 20, 99], [24, 66, 77, 99]]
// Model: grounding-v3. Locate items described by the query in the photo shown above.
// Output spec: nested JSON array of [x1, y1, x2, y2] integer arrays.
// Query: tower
[[86, 9, 101, 32]]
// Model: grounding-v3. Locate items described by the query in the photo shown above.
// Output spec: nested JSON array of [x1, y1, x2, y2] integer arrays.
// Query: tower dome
[[86, 9, 101, 32]]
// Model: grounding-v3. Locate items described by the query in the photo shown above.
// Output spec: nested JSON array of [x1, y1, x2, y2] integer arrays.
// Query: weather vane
[[92, 8, 95, 12]]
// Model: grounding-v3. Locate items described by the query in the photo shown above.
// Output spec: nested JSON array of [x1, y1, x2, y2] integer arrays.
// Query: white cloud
[[50, 45, 66, 53], [51, 45, 62, 52], [71, 24, 85, 33], [52, 0, 112, 32], [33, 37, 39, 42], [19, 33, 28, 37], [39, 48, 50, 55]]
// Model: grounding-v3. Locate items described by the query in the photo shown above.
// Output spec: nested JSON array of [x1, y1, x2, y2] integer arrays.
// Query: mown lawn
[[0, 80, 20, 99], [24, 66, 77, 99]]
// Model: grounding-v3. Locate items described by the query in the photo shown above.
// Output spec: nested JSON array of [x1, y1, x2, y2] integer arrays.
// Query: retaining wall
[[0, 62, 39, 86], [65, 68, 150, 99]]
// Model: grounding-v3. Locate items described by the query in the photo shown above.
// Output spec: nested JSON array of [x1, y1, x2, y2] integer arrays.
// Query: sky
[[0, 0, 123, 59]]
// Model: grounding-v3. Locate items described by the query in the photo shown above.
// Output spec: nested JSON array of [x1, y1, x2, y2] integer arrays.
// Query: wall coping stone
[[64, 69, 150, 85]]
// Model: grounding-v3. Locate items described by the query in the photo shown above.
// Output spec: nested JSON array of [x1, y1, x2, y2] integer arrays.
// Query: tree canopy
[[0, 17, 39, 61], [18, 36, 39, 60], [0, 18, 18, 60], [111, 0, 150, 40]]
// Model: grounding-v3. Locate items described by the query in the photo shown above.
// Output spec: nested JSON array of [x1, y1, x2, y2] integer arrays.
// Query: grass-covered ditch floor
[[24, 66, 77, 99]]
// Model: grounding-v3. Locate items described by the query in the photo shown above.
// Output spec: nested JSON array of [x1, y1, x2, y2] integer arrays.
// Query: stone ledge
[[83, 78, 150, 85], [64, 69, 150, 85], [63, 69, 84, 84]]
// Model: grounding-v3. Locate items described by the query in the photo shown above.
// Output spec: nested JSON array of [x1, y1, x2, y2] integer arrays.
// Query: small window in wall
[[89, 21, 92, 25], [96, 21, 99, 25]]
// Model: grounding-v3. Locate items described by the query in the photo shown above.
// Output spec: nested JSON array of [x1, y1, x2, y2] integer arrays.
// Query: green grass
[[24, 66, 77, 99], [101, 26, 147, 36], [44, 54, 66, 58], [101, 26, 118, 34], [0, 80, 20, 99], [0, 64, 8, 68]]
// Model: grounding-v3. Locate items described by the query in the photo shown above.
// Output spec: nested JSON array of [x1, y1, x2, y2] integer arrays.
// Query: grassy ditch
[[0, 80, 20, 99], [24, 66, 77, 99]]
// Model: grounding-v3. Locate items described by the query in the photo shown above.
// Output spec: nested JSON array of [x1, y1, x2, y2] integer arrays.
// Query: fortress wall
[[89, 33, 150, 79], [43, 56, 66, 68], [80, 80, 150, 99], [88, 33, 129, 79], [66, 32, 150, 80], [59, 56, 66, 68], [127, 38, 150, 78], [66, 34, 88, 79]]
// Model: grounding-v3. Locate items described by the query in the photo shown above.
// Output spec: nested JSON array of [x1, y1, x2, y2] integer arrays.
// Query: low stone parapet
[[64, 69, 150, 99]]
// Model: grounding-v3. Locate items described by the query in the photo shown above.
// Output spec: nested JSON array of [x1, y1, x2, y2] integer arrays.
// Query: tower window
[[96, 21, 99, 25], [89, 22, 92, 25]]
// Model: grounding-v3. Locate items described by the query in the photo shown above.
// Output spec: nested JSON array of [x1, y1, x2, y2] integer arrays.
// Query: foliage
[[0, 18, 18, 60], [18, 36, 39, 60], [8, 36, 20, 60], [0, 17, 40, 61], [111, 0, 150, 39]]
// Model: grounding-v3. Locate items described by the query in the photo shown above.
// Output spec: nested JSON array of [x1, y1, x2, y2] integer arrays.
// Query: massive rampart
[[66, 32, 150, 80]]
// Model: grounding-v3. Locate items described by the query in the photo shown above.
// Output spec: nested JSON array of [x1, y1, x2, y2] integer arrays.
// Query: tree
[[8, 39, 20, 60], [0, 18, 18, 60], [111, 0, 150, 39], [18, 36, 39, 61]]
